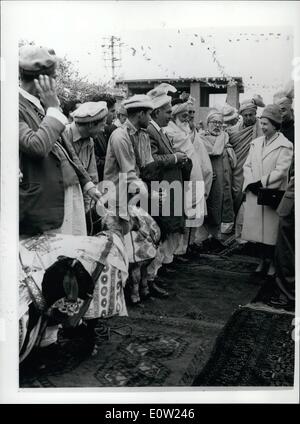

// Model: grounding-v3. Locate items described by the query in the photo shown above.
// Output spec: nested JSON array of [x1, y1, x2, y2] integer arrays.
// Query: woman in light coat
[[242, 104, 293, 276]]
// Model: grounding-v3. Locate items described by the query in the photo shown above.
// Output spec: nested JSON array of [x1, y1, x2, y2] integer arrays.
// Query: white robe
[[165, 121, 205, 227]]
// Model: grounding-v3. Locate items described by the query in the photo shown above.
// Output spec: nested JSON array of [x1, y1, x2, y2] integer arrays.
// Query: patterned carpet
[[20, 251, 294, 388], [192, 306, 295, 386], [20, 314, 221, 387]]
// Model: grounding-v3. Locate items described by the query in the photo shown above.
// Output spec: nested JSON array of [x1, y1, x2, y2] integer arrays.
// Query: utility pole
[[101, 35, 122, 87]]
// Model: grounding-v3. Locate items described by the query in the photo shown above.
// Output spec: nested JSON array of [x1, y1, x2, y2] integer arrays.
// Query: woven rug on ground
[[19, 252, 261, 388], [192, 306, 295, 387], [19, 314, 221, 387]]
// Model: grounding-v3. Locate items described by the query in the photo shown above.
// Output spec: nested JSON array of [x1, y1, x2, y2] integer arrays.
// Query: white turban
[[273, 80, 294, 107], [274, 96, 293, 107], [206, 109, 223, 124], [172, 102, 189, 116], [147, 83, 176, 109]]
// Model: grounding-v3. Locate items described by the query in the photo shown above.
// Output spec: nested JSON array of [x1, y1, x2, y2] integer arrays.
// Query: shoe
[[140, 285, 150, 300], [173, 254, 189, 264], [267, 294, 295, 312], [255, 259, 266, 274], [61, 323, 89, 340], [251, 278, 277, 303], [129, 293, 141, 305], [158, 266, 176, 278], [266, 261, 276, 277], [202, 238, 226, 254], [148, 281, 169, 298], [163, 264, 177, 273], [185, 245, 203, 258], [221, 222, 234, 234]]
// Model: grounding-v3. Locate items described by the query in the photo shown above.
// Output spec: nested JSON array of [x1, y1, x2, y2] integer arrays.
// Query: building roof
[[116, 77, 244, 92]]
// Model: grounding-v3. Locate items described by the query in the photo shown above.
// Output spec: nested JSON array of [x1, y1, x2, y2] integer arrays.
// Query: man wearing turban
[[198, 109, 236, 249], [165, 99, 206, 258], [146, 83, 192, 281], [227, 95, 264, 240], [274, 90, 294, 145]]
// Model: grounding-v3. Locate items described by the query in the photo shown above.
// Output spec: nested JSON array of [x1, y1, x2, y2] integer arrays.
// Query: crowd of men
[[19, 45, 295, 321]]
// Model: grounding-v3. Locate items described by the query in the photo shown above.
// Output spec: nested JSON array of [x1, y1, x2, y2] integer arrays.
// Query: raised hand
[[34, 74, 60, 110]]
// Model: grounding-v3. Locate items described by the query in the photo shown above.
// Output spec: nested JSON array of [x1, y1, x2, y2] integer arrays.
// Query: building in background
[[116, 77, 244, 126]]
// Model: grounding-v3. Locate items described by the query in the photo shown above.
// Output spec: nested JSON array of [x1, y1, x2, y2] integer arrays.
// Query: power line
[[101, 36, 122, 87]]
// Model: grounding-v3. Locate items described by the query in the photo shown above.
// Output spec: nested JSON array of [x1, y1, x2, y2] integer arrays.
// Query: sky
[[2, 1, 300, 104]]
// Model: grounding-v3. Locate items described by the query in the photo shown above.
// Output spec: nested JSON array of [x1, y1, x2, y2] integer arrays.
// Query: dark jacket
[[93, 124, 117, 181], [281, 119, 294, 145], [147, 121, 192, 181], [19, 93, 91, 235], [147, 121, 192, 238], [274, 175, 295, 299]]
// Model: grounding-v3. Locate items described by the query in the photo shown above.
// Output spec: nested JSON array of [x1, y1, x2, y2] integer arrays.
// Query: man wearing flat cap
[[89, 94, 117, 182], [64, 101, 107, 211], [146, 83, 192, 281], [104, 94, 168, 301], [104, 94, 155, 201], [19, 45, 100, 237]]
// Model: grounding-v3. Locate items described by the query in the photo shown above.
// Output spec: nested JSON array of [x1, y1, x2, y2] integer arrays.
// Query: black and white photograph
[[0, 0, 299, 404]]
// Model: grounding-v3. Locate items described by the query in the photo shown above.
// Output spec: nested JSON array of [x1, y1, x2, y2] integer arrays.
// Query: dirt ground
[[129, 252, 261, 325]]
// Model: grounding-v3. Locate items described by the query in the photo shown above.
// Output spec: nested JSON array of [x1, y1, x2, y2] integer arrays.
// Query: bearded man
[[199, 110, 236, 248], [165, 99, 206, 257], [228, 95, 264, 214]]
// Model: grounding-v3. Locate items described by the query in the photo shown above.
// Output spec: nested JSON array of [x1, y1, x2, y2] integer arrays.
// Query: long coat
[[242, 133, 293, 245], [199, 131, 235, 227], [94, 124, 118, 181], [19, 94, 91, 235], [147, 121, 192, 238], [274, 175, 295, 299], [166, 121, 205, 227]]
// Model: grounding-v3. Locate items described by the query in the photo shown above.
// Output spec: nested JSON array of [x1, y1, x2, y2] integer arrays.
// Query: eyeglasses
[[209, 120, 223, 126]]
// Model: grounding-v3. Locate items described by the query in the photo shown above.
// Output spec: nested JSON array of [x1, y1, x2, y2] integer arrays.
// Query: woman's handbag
[[257, 174, 285, 210]]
